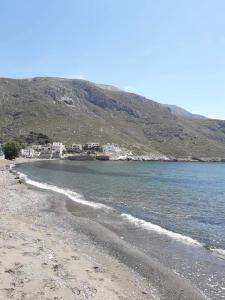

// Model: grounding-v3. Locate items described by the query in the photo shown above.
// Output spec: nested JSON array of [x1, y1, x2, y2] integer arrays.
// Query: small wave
[[211, 248, 225, 260], [121, 213, 202, 247], [17, 171, 109, 209], [9, 163, 15, 170]]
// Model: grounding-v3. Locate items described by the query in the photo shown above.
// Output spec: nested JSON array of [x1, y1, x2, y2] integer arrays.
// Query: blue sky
[[1, 0, 225, 119]]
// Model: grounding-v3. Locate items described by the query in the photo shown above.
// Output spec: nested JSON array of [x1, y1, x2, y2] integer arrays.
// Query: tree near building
[[3, 141, 21, 160]]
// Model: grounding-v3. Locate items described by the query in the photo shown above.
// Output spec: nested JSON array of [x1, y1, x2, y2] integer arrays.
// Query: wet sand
[[0, 159, 205, 299], [65, 200, 206, 300]]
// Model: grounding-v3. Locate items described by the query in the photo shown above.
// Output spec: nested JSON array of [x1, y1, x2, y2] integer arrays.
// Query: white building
[[39, 143, 53, 159], [41, 144, 52, 153], [52, 142, 66, 158], [84, 143, 100, 150], [31, 144, 42, 157], [102, 143, 121, 153], [21, 148, 35, 158], [70, 144, 83, 152]]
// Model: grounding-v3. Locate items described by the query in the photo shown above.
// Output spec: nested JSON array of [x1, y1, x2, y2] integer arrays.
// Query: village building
[[52, 142, 66, 158], [102, 143, 121, 153], [68, 144, 83, 153], [21, 148, 35, 158], [16, 141, 124, 160], [31, 144, 42, 157], [39, 143, 53, 159], [83, 143, 100, 151]]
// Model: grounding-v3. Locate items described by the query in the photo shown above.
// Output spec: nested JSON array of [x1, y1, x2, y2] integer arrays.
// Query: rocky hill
[[0, 77, 225, 159], [163, 104, 207, 120]]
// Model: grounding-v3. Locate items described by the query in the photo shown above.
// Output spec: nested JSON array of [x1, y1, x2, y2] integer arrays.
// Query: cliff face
[[0, 77, 225, 159]]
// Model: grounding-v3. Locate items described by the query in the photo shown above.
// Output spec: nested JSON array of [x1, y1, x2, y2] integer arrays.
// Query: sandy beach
[[0, 159, 208, 300], [0, 159, 159, 300]]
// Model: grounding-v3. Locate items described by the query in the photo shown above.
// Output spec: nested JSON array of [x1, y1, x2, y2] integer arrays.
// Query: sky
[[1, 0, 225, 119]]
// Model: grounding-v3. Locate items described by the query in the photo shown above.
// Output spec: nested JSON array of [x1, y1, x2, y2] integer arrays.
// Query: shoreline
[[13, 156, 225, 163], [12, 159, 225, 257], [3, 160, 225, 300], [65, 200, 206, 300], [0, 159, 206, 299], [0, 159, 157, 299]]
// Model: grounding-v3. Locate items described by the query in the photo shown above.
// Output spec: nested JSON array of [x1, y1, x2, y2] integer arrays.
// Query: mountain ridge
[[163, 104, 207, 120], [0, 77, 225, 159]]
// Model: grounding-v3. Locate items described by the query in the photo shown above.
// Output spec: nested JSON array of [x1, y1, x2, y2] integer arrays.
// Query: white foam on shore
[[121, 213, 202, 247], [17, 172, 109, 209], [211, 248, 225, 260], [13, 169, 223, 252], [9, 163, 15, 170]]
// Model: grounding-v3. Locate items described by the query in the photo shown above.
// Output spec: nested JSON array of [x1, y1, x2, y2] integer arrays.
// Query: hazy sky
[[1, 0, 225, 119]]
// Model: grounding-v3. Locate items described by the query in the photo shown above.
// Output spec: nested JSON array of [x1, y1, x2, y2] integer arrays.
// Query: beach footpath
[[0, 159, 158, 300]]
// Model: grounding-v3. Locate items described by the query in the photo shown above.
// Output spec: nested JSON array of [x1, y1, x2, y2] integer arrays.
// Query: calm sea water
[[15, 160, 225, 299], [15, 160, 225, 250]]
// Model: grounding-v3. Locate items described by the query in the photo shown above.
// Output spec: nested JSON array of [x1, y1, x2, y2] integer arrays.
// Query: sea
[[15, 160, 225, 299]]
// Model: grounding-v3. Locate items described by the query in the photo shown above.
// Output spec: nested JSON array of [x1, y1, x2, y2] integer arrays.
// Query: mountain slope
[[163, 104, 207, 120], [0, 77, 225, 159]]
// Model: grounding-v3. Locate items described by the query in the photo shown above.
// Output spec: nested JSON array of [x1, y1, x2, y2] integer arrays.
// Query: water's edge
[[14, 167, 225, 259]]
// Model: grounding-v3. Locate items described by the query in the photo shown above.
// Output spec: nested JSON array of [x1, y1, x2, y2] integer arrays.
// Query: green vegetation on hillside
[[16, 131, 52, 146], [3, 140, 21, 160]]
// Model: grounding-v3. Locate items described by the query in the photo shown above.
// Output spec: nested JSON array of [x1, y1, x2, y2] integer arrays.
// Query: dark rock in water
[[67, 155, 95, 161], [96, 155, 110, 161]]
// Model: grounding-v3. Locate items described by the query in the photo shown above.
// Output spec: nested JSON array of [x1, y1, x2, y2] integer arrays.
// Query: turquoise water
[[16, 160, 225, 250], [15, 160, 225, 299]]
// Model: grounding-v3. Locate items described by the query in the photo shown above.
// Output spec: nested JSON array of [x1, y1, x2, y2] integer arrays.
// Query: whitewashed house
[[21, 148, 35, 158], [39, 143, 53, 159], [84, 143, 100, 150], [52, 142, 66, 158], [70, 144, 83, 153], [31, 144, 42, 157], [102, 143, 121, 153]]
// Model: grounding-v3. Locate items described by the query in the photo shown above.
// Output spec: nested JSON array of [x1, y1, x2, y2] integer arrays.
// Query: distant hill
[[96, 84, 123, 92], [0, 77, 225, 159], [164, 104, 207, 120]]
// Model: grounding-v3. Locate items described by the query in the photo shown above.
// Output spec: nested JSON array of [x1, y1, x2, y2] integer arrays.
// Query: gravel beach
[[0, 159, 207, 299], [0, 159, 158, 299]]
